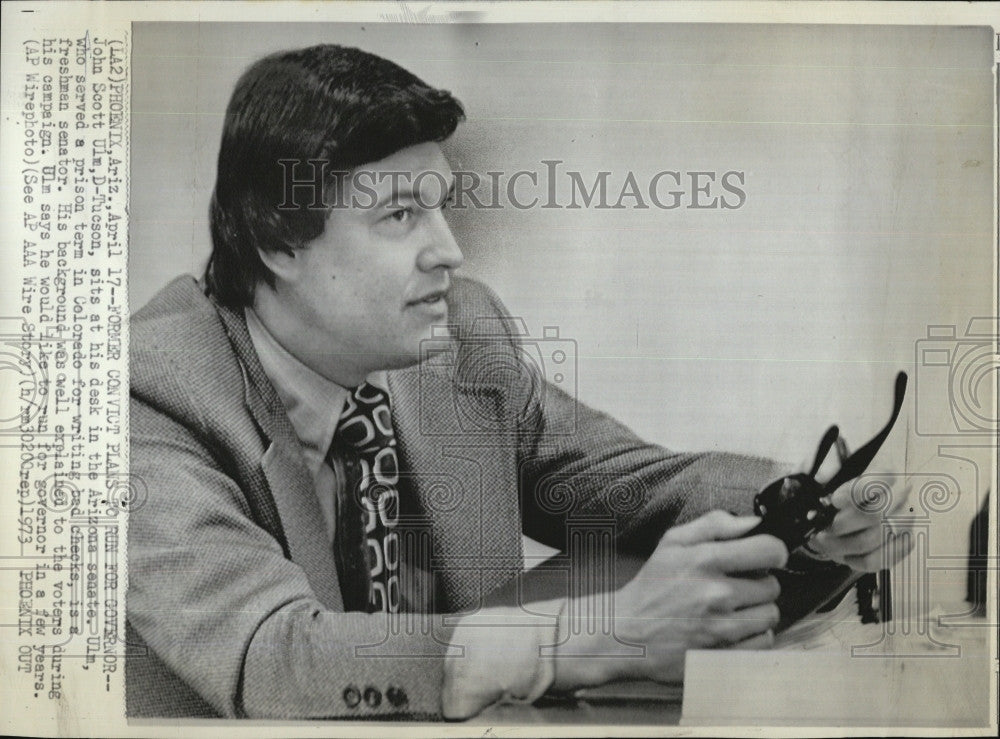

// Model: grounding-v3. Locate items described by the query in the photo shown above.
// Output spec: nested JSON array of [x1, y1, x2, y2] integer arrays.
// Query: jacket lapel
[[214, 300, 343, 610], [260, 440, 344, 609]]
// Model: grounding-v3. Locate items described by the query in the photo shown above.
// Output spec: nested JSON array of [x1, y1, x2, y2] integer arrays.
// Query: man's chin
[[369, 326, 456, 375], [374, 349, 426, 374]]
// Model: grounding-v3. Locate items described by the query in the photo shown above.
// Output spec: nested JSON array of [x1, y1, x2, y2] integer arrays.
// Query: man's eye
[[388, 207, 412, 223]]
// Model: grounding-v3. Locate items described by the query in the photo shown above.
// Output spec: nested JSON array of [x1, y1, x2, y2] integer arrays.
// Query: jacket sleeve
[[454, 281, 790, 556], [460, 282, 857, 656], [518, 381, 790, 556], [128, 396, 455, 719]]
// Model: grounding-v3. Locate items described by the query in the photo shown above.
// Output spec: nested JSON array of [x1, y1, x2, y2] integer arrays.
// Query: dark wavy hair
[[205, 44, 465, 307]]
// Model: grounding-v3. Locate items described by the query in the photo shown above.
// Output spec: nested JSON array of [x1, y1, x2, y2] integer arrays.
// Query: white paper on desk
[[681, 648, 992, 727]]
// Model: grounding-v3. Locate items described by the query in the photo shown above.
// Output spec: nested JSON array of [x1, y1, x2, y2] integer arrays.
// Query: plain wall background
[[130, 23, 994, 595]]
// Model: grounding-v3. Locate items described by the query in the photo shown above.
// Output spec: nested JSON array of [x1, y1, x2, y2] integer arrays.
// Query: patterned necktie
[[330, 382, 401, 613]]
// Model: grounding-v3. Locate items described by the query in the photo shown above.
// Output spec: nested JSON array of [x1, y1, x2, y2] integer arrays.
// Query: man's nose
[[417, 210, 464, 272]]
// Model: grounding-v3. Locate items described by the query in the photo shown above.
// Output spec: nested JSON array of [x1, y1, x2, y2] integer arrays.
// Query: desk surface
[[472, 600, 992, 728], [475, 549, 991, 728], [478, 685, 683, 725]]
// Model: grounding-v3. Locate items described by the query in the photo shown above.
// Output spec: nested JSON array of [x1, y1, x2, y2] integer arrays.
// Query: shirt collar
[[244, 307, 386, 475]]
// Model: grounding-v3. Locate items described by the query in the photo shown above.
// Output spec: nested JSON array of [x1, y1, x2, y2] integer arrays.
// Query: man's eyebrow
[[376, 177, 456, 207]]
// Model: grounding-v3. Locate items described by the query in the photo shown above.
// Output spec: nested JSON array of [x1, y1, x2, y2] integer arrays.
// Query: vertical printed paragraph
[[5, 29, 130, 708]]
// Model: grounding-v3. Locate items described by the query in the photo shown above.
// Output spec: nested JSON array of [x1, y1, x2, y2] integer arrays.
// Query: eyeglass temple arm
[[823, 371, 908, 494]]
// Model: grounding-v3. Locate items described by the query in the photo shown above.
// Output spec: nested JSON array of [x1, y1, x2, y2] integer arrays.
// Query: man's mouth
[[408, 289, 448, 307]]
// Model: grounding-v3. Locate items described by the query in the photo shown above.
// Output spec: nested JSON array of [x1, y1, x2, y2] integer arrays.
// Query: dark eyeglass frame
[[747, 371, 908, 552]]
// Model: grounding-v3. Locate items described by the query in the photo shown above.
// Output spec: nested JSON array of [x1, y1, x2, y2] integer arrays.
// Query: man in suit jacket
[[127, 44, 911, 720]]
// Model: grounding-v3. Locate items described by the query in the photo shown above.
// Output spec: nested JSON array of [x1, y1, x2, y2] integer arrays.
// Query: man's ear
[[257, 245, 303, 283]]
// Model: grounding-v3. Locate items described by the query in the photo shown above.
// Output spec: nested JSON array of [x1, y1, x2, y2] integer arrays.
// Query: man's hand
[[805, 471, 915, 571], [552, 510, 787, 690]]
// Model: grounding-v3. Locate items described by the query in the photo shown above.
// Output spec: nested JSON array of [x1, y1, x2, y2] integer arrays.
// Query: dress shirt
[[245, 307, 559, 718]]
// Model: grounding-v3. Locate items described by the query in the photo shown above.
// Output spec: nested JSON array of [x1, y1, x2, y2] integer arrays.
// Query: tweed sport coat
[[126, 275, 791, 719]]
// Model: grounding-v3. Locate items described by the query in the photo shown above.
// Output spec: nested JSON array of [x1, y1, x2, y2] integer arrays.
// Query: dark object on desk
[[878, 568, 891, 621], [773, 562, 890, 633], [966, 491, 990, 617], [746, 371, 908, 552], [855, 573, 879, 624], [773, 560, 858, 632], [488, 684, 684, 725], [852, 570, 890, 624], [749, 372, 907, 632], [572, 680, 683, 704]]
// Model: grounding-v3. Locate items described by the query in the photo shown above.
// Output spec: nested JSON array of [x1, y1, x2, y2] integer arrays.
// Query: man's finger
[[841, 528, 916, 571], [660, 510, 761, 547], [713, 603, 780, 645], [813, 525, 883, 558], [690, 574, 780, 614], [723, 574, 782, 610], [697, 534, 788, 573], [728, 628, 775, 651], [824, 483, 911, 537], [829, 478, 912, 516], [824, 487, 909, 538], [823, 507, 874, 537]]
